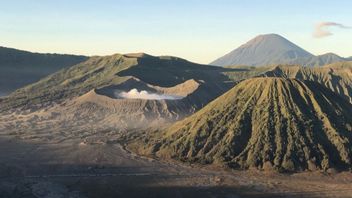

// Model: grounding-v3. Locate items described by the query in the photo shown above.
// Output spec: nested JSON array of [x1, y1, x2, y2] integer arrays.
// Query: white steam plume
[[116, 89, 183, 100]]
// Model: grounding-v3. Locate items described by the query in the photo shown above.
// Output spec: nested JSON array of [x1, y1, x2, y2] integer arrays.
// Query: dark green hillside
[[0, 46, 87, 95]]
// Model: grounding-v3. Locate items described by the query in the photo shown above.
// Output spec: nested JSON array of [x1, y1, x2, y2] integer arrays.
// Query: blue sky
[[0, 0, 351, 63]]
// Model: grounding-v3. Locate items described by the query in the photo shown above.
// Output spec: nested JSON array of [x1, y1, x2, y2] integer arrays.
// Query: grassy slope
[[131, 77, 352, 172], [0, 46, 88, 95], [0, 53, 256, 112], [0, 54, 135, 111]]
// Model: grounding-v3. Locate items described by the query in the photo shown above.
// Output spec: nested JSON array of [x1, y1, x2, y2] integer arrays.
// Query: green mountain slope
[[0, 53, 268, 136], [0, 46, 87, 96], [131, 77, 352, 172], [0, 53, 246, 112]]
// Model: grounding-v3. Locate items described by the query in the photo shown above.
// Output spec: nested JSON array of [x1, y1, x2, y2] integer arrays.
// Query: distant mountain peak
[[211, 34, 346, 67], [247, 33, 290, 43], [211, 34, 313, 67]]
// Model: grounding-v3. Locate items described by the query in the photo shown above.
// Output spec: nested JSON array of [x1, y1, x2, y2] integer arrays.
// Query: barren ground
[[0, 135, 352, 198]]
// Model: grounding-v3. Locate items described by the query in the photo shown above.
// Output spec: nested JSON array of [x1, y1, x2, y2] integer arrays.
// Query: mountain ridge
[[0, 53, 240, 113], [211, 34, 349, 67], [0, 53, 256, 136], [0, 46, 88, 96], [261, 62, 352, 103]]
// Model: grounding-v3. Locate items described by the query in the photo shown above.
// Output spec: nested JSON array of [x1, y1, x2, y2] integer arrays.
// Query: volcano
[[133, 77, 352, 172], [210, 34, 348, 67]]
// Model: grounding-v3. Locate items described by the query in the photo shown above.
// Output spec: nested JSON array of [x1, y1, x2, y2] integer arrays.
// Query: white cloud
[[313, 22, 351, 38], [116, 89, 183, 100]]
